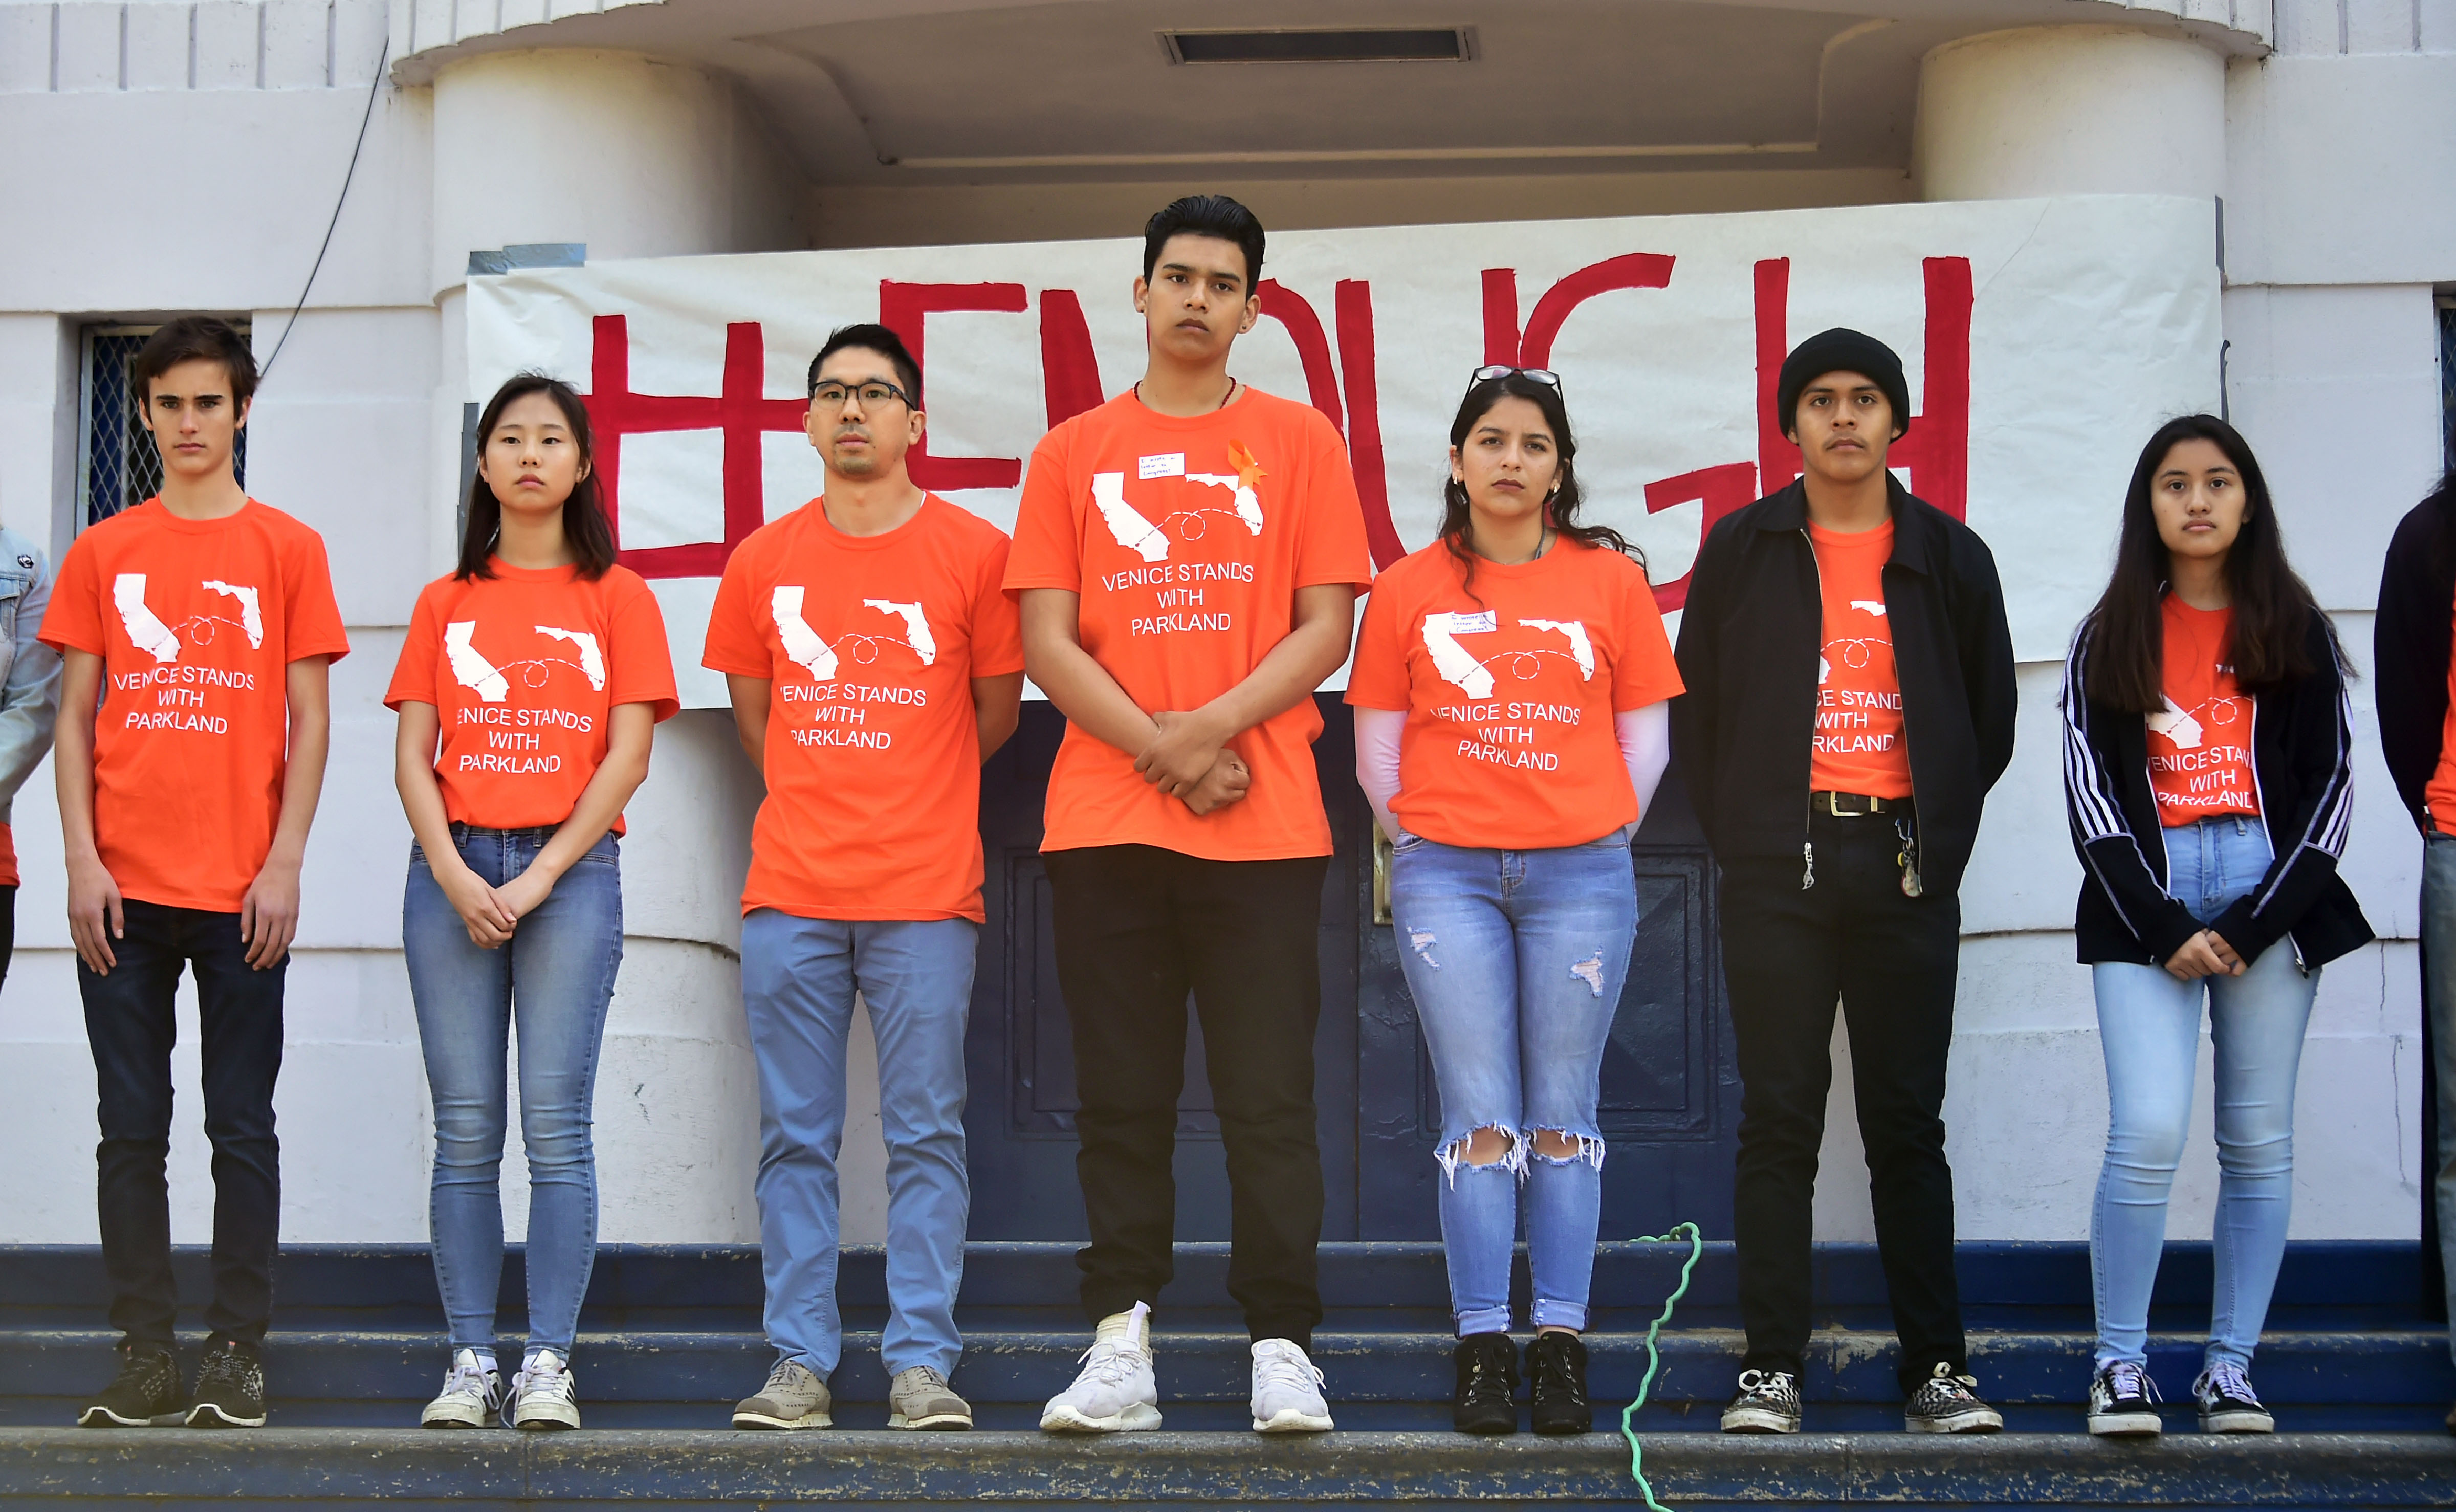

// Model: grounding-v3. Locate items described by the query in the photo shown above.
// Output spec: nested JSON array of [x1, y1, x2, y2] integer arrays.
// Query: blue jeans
[[405, 827, 624, 1355], [1389, 828, 1638, 1335], [740, 911, 975, 1379], [2090, 815, 2316, 1370], [2418, 832, 2456, 1369]]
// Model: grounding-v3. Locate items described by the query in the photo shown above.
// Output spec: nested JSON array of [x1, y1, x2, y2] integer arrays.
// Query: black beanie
[[1777, 328, 1910, 441]]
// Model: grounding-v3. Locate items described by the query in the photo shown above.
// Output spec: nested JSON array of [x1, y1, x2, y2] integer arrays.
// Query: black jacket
[[1669, 477, 2018, 896], [2060, 607, 2372, 969], [2374, 485, 2456, 832]]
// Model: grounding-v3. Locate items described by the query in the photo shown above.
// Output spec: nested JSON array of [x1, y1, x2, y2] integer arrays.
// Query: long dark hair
[[458, 374, 617, 582], [1440, 372, 1640, 596], [2080, 413, 2336, 713]]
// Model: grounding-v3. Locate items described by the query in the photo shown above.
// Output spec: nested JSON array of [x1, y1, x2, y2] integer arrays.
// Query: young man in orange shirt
[[1008, 195, 1372, 1435], [706, 324, 1024, 1435], [1671, 330, 2016, 1436], [49, 318, 349, 1429]]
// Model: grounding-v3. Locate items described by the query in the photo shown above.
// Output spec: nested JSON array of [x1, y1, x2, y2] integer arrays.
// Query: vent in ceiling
[[1160, 28, 1475, 65]]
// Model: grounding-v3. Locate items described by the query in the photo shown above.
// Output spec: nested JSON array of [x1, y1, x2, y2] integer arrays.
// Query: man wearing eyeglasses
[[703, 323, 1026, 1435]]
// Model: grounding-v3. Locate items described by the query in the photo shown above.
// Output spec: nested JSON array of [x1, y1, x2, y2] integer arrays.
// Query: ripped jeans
[[1389, 827, 1638, 1335]]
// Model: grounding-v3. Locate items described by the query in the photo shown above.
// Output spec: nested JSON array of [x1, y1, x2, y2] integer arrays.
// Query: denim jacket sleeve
[[0, 528, 63, 825]]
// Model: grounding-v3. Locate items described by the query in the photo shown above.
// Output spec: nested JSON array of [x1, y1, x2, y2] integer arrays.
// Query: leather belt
[[1812, 791, 1906, 818]]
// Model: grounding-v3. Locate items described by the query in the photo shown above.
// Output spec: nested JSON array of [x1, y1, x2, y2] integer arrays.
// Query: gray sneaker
[[888, 1365, 972, 1430], [733, 1358, 832, 1431]]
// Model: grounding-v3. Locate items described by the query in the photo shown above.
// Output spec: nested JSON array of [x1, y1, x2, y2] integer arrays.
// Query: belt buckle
[[1825, 791, 1854, 818]]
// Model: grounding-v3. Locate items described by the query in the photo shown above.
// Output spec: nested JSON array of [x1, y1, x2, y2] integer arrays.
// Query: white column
[[427, 49, 805, 1243], [1916, 25, 2226, 202]]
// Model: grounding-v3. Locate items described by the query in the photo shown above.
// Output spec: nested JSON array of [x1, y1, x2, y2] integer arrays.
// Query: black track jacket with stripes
[[2060, 608, 2372, 969], [2371, 486, 2456, 833]]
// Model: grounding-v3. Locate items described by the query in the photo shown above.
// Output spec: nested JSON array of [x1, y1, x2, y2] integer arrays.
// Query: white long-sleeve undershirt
[[1354, 701, 1673, 844]]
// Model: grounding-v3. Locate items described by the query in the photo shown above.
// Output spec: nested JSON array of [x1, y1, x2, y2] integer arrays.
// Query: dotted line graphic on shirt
[[2147, 694, 2245, 752]]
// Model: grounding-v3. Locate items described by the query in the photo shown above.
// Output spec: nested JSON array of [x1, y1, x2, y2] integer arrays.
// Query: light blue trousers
[[2090, 815, 2316, 1371], [740, 911, 975, 1380]]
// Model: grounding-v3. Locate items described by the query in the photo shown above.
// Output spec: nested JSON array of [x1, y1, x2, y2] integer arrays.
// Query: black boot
[[1527, 1332, 1592, 1435], [1452, 1333, 1519, 1435]]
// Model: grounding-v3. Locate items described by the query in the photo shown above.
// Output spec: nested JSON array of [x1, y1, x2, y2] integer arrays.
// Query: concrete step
[[4, 1428, 2452, 1508], [4, 1326, 2449, 1433]]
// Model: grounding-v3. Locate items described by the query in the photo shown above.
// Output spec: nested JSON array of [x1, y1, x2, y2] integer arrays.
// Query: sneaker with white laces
[[2191, 1362, 2274, 1434], [733, 1358, 831, 1430], [505, 1348, 580, 1431], [888, 1365, 972, 1430], [2085, 1360, 2162, 1436], [1249, 1338, 1333, 1433], [1720, 1368, 1802, 1433], [1904, 1362, 2003, 1434], [421, 1349, 503, 1429], [1040, 1302, 1162, 1433]]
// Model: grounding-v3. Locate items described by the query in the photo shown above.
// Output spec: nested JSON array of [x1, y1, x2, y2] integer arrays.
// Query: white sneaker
[[1040, 1302, 1162, 1432], [505, 1348, 580, 1431], [420, 1348, 502, 1429], [1250, 1338, 1333, 1433]]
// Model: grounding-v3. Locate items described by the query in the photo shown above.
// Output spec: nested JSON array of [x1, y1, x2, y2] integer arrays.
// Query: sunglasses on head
[[1467, 365, 1564, 398]]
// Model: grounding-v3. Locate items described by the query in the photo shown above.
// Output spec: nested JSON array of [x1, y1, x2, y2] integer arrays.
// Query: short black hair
[[1142, 194, 1265, 291], [809, 323, 922, 410], [132, 317, 257, 408]]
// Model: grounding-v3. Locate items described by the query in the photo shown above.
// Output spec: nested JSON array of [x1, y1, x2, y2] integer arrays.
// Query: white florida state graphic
[[1093, 443, 1268, 638], [111, 573, 267, 734], [769, 587, 938, 751], [1419, 609, 1594, 771]]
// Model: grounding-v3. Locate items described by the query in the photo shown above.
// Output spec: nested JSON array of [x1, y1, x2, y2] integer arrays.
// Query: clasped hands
[[2163, 928, 2245, 981], [1132, 708, 1250, 816]]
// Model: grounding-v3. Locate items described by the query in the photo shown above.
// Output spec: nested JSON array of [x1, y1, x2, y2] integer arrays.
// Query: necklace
[[1134, 377, 1238, 411]]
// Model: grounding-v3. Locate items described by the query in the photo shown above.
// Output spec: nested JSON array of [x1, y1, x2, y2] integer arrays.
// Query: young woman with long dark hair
[[2061, 414, 2372, 1437], [1347, 368, 1683, 1435], [385, 374, 679, 1430]]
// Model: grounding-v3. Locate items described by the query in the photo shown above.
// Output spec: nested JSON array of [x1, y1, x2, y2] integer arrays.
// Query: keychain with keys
[[1894, 818, 1923, 899]]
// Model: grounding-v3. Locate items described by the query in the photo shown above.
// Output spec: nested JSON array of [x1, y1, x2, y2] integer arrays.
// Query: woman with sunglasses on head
[[385, 373, 679, 1431], [1347, 367, 1683, 1435], [2062, 415, 2370, 1437]]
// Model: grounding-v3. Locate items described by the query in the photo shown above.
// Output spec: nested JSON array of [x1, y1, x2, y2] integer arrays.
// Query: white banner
[[467, 195, 2221, 707]]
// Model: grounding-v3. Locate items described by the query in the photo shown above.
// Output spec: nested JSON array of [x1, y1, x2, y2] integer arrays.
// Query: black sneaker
[[1451, 1333, 1518, 1435], [1904, 1362, 2003, 1434], [1720, 1367, 1802, 1433], [78, 1342, 186, 1427], [186, 1338, 268, 1428], [1526, 1332, 1592, 1436], [2190, 1362, 2273, 1434], [2085, 1359, 2162, 1436]]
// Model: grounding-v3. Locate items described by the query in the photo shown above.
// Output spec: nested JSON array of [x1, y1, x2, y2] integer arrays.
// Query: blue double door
[[962, 699, 1740, 1242]]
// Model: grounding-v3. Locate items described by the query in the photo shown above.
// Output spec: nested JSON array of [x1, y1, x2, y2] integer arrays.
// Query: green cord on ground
[[1619, 1221, 1705, 1511]]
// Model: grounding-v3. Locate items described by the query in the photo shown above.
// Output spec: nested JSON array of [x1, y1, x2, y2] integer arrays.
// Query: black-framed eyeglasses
[[1467, 365, 1564, 399], [810, 379, 915, 410]]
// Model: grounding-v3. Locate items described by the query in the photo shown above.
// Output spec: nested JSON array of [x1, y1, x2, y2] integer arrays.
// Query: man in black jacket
[[2371, 470, 2456, 1436], [1672, 329, 2017, 1435]]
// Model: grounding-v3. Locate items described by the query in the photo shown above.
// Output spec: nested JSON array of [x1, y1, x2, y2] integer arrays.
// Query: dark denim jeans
[[81, 900, 287, 1349]]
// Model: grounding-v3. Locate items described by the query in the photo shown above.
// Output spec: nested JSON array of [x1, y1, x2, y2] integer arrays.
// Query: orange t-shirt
[[2147, 597, 2259, 825], [1347, 539, 1683, 849], [703, 495, 1023, 923], [0, 823, 16, 888], [2428, 587, 2456, 835], [40, 498, 350, 912], [1808, 519, 1911, 799], [1005, 388, 1374, 860], [384, 562, 680, 832]]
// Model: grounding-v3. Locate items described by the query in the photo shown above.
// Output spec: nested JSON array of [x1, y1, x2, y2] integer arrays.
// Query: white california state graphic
[[1422, 611, 1498, 698], [862, 600, 937, 666], [114, 573, 265, 664], [2146, 697, 2205, 750], [1092, 473, 1170, 562], [444, 622, 606, 702], [771, 587, 839, 681]]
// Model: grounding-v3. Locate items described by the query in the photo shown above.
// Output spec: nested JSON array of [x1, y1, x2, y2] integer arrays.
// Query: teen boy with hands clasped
[[1010, 195, 1371, 1435], [1672, 330, 2017, 1436], [57, 319, 349, 1429], [708, 325, 1024, 1434]]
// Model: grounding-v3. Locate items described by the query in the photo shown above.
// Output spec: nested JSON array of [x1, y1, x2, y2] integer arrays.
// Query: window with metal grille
[[78, 322, 249, 531]]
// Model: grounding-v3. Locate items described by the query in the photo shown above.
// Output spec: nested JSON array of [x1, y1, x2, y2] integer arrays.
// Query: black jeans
[[0, 882, 16, 990], [81, 900, 287, 1349], [1043, 845, 1329, 1348], [1718, 809, 1966, 1395]]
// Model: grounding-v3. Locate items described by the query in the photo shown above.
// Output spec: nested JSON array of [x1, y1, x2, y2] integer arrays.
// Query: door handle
[[1372, 824, 1394, 926]]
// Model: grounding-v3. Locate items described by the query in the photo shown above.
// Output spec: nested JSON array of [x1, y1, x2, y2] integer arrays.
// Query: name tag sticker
[[1138, 453, 1186, 480]]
